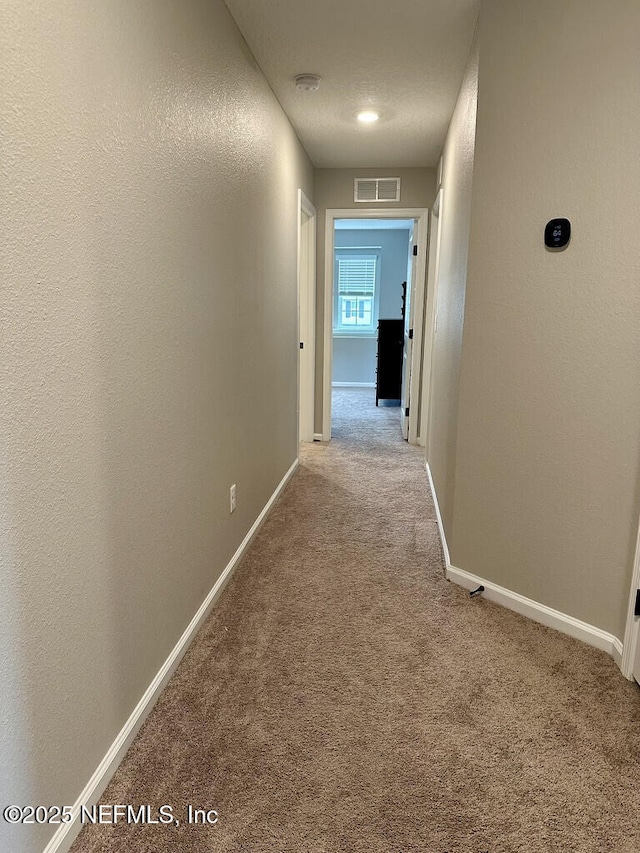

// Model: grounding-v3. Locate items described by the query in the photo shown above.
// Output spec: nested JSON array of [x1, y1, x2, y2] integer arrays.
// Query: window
[[333, 249, 380, 335]]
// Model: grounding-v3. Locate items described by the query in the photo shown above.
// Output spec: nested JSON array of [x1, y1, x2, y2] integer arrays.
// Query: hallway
[[71, 390, 640, 853], [5, 4, 640, 852]]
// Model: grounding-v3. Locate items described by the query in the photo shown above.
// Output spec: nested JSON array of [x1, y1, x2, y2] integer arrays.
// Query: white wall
[[0, 2, 313, 851], [333, 228, 411, 385], [451, 0, 640, 639]]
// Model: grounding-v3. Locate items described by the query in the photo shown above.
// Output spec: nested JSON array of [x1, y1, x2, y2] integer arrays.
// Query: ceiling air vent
[[354, 177, 401, 203]]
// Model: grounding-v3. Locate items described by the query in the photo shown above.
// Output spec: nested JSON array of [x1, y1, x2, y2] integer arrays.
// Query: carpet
[[71, 388, 640, 853]]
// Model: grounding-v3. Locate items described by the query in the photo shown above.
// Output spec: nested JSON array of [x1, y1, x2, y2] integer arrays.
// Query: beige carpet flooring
[[71, 388, 640, 853]]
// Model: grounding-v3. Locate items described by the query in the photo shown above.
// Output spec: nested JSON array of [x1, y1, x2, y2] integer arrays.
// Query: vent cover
[[354, 177, 401, 203]]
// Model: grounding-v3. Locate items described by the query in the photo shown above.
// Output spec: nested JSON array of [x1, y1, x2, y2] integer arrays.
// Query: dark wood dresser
[[375, 319, 404, 405]]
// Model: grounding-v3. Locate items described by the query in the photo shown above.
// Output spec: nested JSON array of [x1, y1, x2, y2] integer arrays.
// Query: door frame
[[420, 187, 444, 453], [297, 189, 316, 444], [621, 516, 640, 680], [322, 207, 429, 441], [401, 226, 415, 440]]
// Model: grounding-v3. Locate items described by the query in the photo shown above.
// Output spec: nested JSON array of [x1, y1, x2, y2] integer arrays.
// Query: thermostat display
[[545, 218, 571, 249]]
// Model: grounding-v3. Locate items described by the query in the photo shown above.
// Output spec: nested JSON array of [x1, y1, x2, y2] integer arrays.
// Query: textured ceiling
[[224, 0, 479, 169]]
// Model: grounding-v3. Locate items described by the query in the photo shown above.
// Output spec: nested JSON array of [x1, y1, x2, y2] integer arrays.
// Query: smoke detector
[[294, 74, 321, 92]]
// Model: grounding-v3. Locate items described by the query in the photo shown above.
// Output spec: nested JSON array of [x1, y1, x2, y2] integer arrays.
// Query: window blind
[[337, 257, 377, 295]]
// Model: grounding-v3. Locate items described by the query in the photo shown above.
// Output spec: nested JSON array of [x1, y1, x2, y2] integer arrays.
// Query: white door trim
[[407, 213, 429, 445], [621, 515, 640, 680], [421, 188, 444, 457], [322, 207, 429, 442], [297, 189, 316, 443]]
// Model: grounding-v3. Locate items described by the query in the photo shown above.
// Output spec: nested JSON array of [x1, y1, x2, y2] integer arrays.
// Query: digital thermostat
[[544, 218, 571, 250]]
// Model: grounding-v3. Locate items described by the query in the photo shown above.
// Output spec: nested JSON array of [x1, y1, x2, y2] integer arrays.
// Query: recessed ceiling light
[[357, 111, 380, 124]]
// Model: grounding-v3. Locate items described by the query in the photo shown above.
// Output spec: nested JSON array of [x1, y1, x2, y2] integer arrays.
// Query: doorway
[[298, 190, 316, 444], [420, 187, 443, 454], [322, 208, 429, 443], [622, 517, 640, 682]]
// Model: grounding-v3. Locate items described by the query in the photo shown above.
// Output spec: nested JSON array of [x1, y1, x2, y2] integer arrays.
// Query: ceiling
[[224, 0, 479, 169]]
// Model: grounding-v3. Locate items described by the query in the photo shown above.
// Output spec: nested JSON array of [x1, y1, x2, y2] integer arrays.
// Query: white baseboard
[[611, 637, 624, 669], [43, 459, 299, 853], [426, 462, 450, 570], [425, 463, 625, 668], [313, 433, 324, 442], [447, 564, 623, 661], [331, 381, 375, 388]]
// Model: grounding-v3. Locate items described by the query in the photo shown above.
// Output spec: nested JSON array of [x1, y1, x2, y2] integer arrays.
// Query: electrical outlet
[[230, 483, 237, 513]]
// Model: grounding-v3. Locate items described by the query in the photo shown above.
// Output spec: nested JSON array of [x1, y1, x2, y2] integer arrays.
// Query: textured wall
[[426, 37, 478, 536], [314, 168, 436, 432], [452, 0, 640, 638], [0, 2, 312, 851]]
